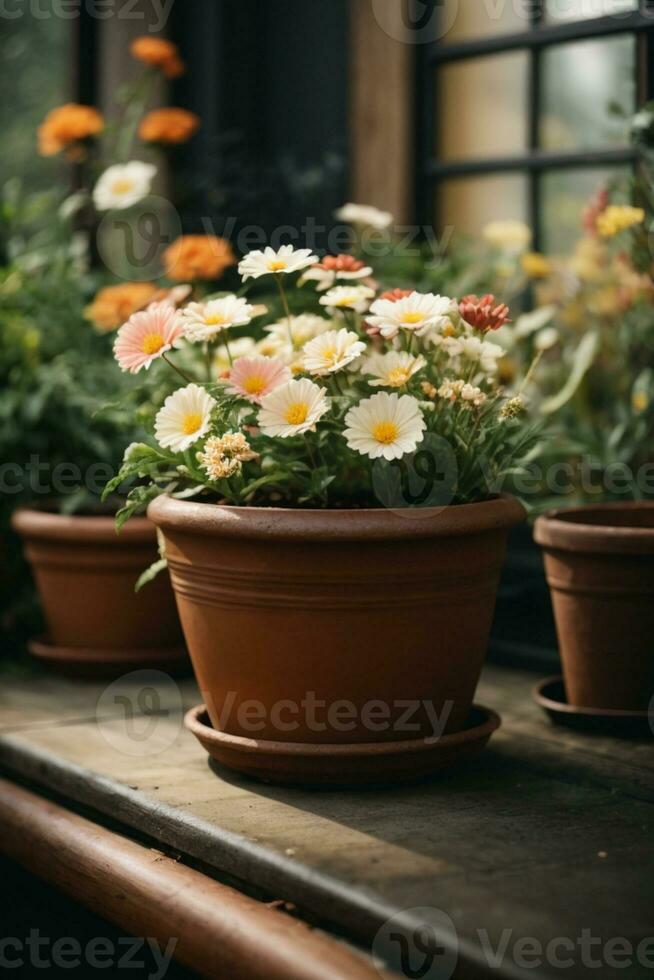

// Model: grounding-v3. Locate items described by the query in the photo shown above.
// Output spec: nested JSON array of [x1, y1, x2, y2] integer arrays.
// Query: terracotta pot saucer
[[184, 703, 501, 787], [533, 676, 653, 739], [28, 635, 189, 679]]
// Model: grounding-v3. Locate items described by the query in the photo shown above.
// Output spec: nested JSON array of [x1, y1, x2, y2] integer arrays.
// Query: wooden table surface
[[0, 660, 653, 980]]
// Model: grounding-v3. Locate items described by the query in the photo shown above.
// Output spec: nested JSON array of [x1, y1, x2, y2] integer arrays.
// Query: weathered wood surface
[[0, 662, 653, 979]]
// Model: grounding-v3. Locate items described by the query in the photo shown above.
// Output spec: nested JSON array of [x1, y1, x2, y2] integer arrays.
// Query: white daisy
[[302, 328, 367, 376], [93, 161, 157, 211], [264, 314, 332, 353], [154, 383, 216, 453], [451, 336, 504, 374], [334, 203, 393, 230], [319, 285, 375, 314], [177, 296, 254, 343], [482, 220, 532, 254], [257, 378, 329, 437], [343, 392, 426, 461], [238, 245, 318, 281], [299, 258, 373, 291], [364, 351, 425, 388], [367, 292, 456, 340]]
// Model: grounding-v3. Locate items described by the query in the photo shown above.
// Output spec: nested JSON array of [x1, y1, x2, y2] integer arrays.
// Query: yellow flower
[[84, 282, 158, 332], [139, 108, 200, 144], [596, 205, 645, 238], [130, 36, 185, 78], [37, 103, 104, 157], [632, 391, 649, 414], [162, 235, 235, 281], [521, 252, 552, 279]]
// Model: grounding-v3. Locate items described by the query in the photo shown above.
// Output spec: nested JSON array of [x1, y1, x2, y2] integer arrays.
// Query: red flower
[[316, 254, 367, 272], [459, 294, 510, 332], [379, 288, 413, 302]]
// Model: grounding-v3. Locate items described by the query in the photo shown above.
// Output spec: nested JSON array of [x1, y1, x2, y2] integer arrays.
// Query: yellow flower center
[[204, 313, 226, 326], [401, 311, 425, 325], [111, 178, 135, 196], [182, 412, 203, 435], [285, 401, 309, 425], [141, 332, 165, 355], [442, 323, 456, 338], [321, 345, 340, 365], [268, 259, 287, 272], [334, 295, 356, 307], [387, 367, 410, 387], [373, 420, 399, 444], [244, 375, 267, 395]]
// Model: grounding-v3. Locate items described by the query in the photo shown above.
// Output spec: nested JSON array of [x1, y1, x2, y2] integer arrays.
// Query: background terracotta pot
[[149, 494, 524, 744], [534, 502, 654, 711], [11, 508, 184, 672]]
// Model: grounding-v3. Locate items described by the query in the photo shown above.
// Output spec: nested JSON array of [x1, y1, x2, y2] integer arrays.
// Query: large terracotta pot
[[11, 508, 185, 674], [149, 494, 524, 744], [534, 502, 654, 711]]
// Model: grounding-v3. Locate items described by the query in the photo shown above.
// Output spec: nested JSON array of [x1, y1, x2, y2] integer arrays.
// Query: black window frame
[[418, 0, 654, 246]]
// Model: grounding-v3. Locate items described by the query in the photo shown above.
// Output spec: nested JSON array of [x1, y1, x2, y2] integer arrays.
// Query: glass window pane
[[437, 53, 529, 161], [545, 0, 636, 22], [440, 0, 528, 42], [438, 173, 529, 237], [539, 36, 635, 150], [540, 167, 630, 252], [0, 17, 71, 191]]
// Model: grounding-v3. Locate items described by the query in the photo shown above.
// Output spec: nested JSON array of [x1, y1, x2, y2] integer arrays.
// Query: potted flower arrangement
[[4, 35, 229, 673], [509, 105, 654, 715], [106, 235, 544, 782]]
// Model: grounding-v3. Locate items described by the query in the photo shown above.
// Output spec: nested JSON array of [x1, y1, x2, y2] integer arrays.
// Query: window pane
[[539, 36, 635, 150], [437, 53, 529, 161], [545, 0, 636, 22], [0, 17, 71, 191], [440, 0, 528, 42], [438, 173, 529, 237], [540, 167, 630, 252]]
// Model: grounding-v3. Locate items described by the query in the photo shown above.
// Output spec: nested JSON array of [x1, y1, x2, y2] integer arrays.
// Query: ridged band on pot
[[12, 508, 183, 656], [149, 494, 525, 744], [534, 502, 654, 711]]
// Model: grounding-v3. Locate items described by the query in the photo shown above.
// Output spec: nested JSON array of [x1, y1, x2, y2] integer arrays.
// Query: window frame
[[419, 0, 654, 245]]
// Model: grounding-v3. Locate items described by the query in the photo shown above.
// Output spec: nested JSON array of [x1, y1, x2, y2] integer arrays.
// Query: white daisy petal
[[238, 245, 318, 281], [154, 383, 216, 453], [93, 161, 157, 212], [302, 328, 367, 376], [343, 392, 425, 461], [257, 378, 329, 437]]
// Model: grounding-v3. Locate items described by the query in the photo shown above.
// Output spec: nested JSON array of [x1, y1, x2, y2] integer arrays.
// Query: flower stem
[[275, 274, 295, 348], [161, 352, 195, 383]]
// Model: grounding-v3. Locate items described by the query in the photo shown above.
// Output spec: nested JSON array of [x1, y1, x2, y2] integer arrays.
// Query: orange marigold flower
[[317, 254, 367, 272], [459, 294, 510, 332], [37, 103, 104, 157], [84, 282, 158, 332], [130, 36, 185, 78], [162, 235, 236, 281], [379, 288, 413, 302], [139, 108, 200, 144]]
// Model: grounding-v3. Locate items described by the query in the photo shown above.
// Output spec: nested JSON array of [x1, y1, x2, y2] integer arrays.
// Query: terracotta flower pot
[[148, 494, 524, 745], [534, 503, 654, 711], [11, 507, 185, 675]]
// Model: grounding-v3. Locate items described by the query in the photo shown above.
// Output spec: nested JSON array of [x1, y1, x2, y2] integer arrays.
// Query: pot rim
[[11, 506, 155, 544], [534, 501, 654, 555], [147, 492, 525, 542]]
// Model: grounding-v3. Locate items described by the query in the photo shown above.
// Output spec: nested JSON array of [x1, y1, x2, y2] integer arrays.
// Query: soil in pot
[[534, 502, 654, 712], [149, 494, 524, 750], [11, 507, 185, 675]]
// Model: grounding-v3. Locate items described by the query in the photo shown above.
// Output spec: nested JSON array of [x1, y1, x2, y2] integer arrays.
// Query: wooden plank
[[349, 0, 415, 222], [1, 663, 653, 978]]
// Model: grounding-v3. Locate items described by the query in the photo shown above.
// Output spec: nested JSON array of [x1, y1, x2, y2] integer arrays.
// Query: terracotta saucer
[[533, 676, 653, 739], [184, 703, 501, 786], [28, 635, 189, 679]]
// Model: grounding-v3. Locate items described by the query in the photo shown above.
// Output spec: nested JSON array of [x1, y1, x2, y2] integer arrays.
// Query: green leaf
[[540, 332, 599, 415], [135, 558, 168, 593]]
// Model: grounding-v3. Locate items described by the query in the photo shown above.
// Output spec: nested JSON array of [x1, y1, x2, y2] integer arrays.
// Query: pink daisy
[[226, 355, 291, 404], [114, 301, 186, 374]]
